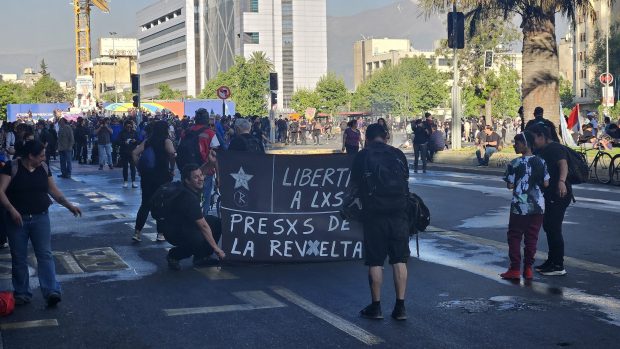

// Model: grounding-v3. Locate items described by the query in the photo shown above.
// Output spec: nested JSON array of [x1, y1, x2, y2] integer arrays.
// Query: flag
[[559, 103, 577, 147], [567, 104, 579, 130]]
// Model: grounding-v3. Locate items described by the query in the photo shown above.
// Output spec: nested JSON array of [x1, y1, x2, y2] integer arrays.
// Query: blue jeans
[[202, 175, 214, 216], [6, 212, 60, 300], [98, 144, 113, 166], [476, 146, 497, 166], [59, 149, 73, 176]]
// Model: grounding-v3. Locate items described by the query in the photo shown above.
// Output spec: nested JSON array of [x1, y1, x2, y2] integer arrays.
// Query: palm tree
[[248, 51, 274, 72], [420, 0, 613, 127]]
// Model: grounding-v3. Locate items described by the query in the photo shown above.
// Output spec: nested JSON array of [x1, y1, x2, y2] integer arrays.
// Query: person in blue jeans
[[476, 125, 501, 166], [0, 140, 82, 307]]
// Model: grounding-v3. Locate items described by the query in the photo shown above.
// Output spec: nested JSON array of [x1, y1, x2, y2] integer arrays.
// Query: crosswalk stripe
[[194, 266, 238, 280], [0, 319, 59, 330]]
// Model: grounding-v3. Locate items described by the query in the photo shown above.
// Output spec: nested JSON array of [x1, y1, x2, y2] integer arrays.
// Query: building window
[[249, 0, 258, 12], [244, 32, 259, 44]]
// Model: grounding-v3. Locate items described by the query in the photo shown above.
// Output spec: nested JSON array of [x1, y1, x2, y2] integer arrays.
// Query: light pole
[[450, 0, 462, 149], [109, 31, 118, 103]]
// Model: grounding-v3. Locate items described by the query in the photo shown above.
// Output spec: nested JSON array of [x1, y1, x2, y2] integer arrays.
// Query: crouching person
[[163, 164, 226, 270]]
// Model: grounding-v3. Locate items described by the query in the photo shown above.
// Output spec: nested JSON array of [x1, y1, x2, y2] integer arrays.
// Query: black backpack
[[362, 145, 409, 212], [176, 127, 207, 170], [151, 181, 187, 222], [243, 135, 264, 153], [564, 145, 589, 184], [407, 192, 430, 234]]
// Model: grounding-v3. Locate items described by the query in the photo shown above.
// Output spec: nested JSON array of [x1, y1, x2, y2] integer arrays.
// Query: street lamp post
[[450, 1, 462, 149], [110, 31, 118, 103]]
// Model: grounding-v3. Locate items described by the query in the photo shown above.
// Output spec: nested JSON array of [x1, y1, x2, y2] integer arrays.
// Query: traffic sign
[[599, 73, 613, 85], [217, 86, 231, 100]]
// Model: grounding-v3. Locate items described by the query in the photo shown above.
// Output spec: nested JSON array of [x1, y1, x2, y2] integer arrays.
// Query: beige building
[[559, 34, 574, 84], [571, 0, 614, 106], [90, 37, 138, 101]]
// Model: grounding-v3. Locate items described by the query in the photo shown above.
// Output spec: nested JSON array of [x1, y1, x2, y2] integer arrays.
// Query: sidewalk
[[406, 150, 508, 176]]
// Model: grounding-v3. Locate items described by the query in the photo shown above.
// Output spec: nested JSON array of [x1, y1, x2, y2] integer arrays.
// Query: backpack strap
[[11, 159, 50, 178]]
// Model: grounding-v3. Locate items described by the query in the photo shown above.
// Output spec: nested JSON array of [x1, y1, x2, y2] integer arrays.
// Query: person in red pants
[[501, 132, 549, 280]]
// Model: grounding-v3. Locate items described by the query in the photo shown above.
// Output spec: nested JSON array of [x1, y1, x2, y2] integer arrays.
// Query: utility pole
[[450, 1, 462, 149], [604, 0, 610, 116], [110, 31, 118, 103]]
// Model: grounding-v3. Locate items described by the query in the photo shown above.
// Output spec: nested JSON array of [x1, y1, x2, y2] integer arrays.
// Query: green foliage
[[0, 82, 27, 120], [40, 59, 49, 77], [559, 76, 574, 108], [157, 83, 183, 100], [598, 102, 620, 121], [352, 56, 449, 115], [315, 73, 348, 116], [27, 75, 66, 103], [199, 53, 273, 116], [290, 88, 321, 113], [588, 21, 620, 98]]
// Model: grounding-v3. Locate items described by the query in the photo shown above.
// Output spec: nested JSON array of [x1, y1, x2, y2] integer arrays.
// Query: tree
[[559, 76, 574, 108], [157, 83, 183, 100], [0, 81, 28, 120], [588, 18, 619, 100], [40, 59, 49, 77], [28, 75, 65, 103], [421, 0, 602, 126], [199, 53, 273, 115], [352, 56, 449, 116], [315, 72, 348, 116], [290, 88, 321, 113]]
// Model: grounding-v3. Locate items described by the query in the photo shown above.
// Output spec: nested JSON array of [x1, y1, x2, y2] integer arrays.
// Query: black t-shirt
[[525, 117, 560, 142], [351, 141, 409, 188], [538, 142, 572, 199], [2, 160, 52, 214], [169, 185, 204, 235], [413, 125, 430, 144], [484, 132, 501, 147]]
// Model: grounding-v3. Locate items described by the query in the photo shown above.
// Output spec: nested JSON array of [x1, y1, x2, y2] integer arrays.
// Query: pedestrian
[[299, 118, 308, 145], [74, 117, 88, 164], [525, 106, 560, 142], [131, 121, 176, 243], [0, 140, 82, 307], [377, 118, 391, 144], [96, 118, 114, 170], [311, 119, 322, 145], [342, 119, 362, 154], [351, 123, 410, 321], [475, 125, 501, 166], [412, 119, 430, 173], [500, 132, 549, 280], [229, 118, 265, 153], [118, 120, 139, 188], [289, 119, 299, 145], [529, 123, 571, 276], [428, 124, 445, 162], [163, 164, 226, 270], [56, 118, 74, 179]]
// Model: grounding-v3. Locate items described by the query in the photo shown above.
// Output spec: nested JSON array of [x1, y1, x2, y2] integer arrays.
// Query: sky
[[0, 0, 399, 55]]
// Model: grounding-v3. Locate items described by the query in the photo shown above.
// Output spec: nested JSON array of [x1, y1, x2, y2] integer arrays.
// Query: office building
[[91, 37, 138, 100], [136, 0, 327, 108]]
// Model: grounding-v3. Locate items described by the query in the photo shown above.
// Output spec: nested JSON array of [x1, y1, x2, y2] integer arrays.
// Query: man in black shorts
[[351, 124, 410, 321]]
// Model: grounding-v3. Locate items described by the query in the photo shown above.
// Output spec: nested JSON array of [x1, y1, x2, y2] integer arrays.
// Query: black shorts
[[363, 213, 410, 266]]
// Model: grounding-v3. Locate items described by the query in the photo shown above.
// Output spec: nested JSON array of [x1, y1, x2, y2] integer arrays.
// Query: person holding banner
[[351, 123, 410, 321]]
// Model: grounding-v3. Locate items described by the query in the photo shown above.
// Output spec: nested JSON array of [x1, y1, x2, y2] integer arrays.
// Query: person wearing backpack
[[350, 123, 410, 321], [525, 106, 560, 143], [131, 121, 176, 243], [177, 109, 221, 216], [229, 118, 265, 153], [529, 123, 571, 276], [162, 164, 226, 270], [500, 132, 549, 280]]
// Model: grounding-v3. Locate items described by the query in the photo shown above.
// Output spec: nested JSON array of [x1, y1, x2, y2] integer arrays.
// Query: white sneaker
[[132, 182, 138, 188], [156, 233, 166, 242], [123, 182, 128, 188]]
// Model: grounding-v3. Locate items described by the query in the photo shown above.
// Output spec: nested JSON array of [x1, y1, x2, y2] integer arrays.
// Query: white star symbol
[[230, 167, 254, 191]]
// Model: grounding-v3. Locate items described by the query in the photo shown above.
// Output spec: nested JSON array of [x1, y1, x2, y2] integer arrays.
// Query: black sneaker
[[14, 295, 31, 306], [46, 292, 62, 307], [167, 255, 181, 271], [391, 304, 407, 321], [360, 304, 383, 320], [538, 264, 567, 276], [535, 260, 553, 272]]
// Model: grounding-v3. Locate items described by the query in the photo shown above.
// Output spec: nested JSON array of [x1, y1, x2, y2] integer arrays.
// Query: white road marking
[[53, 252, 84, 274], [0, 319, 59, 330], [163, 290, 286, 316], [101, 205, 121, 210], [194, 267, 238, 280], [271, 286, 384, 346]]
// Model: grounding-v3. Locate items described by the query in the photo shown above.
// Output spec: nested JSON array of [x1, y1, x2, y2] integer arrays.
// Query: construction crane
[[74, 0, 109, 77]]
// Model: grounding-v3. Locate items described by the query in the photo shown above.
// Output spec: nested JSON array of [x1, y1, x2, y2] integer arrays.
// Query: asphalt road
[[0, 157, 619, 349]]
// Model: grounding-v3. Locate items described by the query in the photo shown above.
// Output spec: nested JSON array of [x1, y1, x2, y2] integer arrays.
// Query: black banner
[[218, 152, 363, 262]]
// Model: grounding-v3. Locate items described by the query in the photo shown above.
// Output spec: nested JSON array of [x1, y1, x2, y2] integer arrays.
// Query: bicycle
[[611, 154, 620, 186], [577, 143, 612, 184]]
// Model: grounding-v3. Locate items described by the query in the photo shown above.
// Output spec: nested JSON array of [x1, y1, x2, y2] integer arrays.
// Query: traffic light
[[269, 72, 278, 91], [132, 95, 140, 108], [448, 12, 465, 49], [484, 51, 494, 68], [270, 92, 277, 106], [131, 74, 140, 94]]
